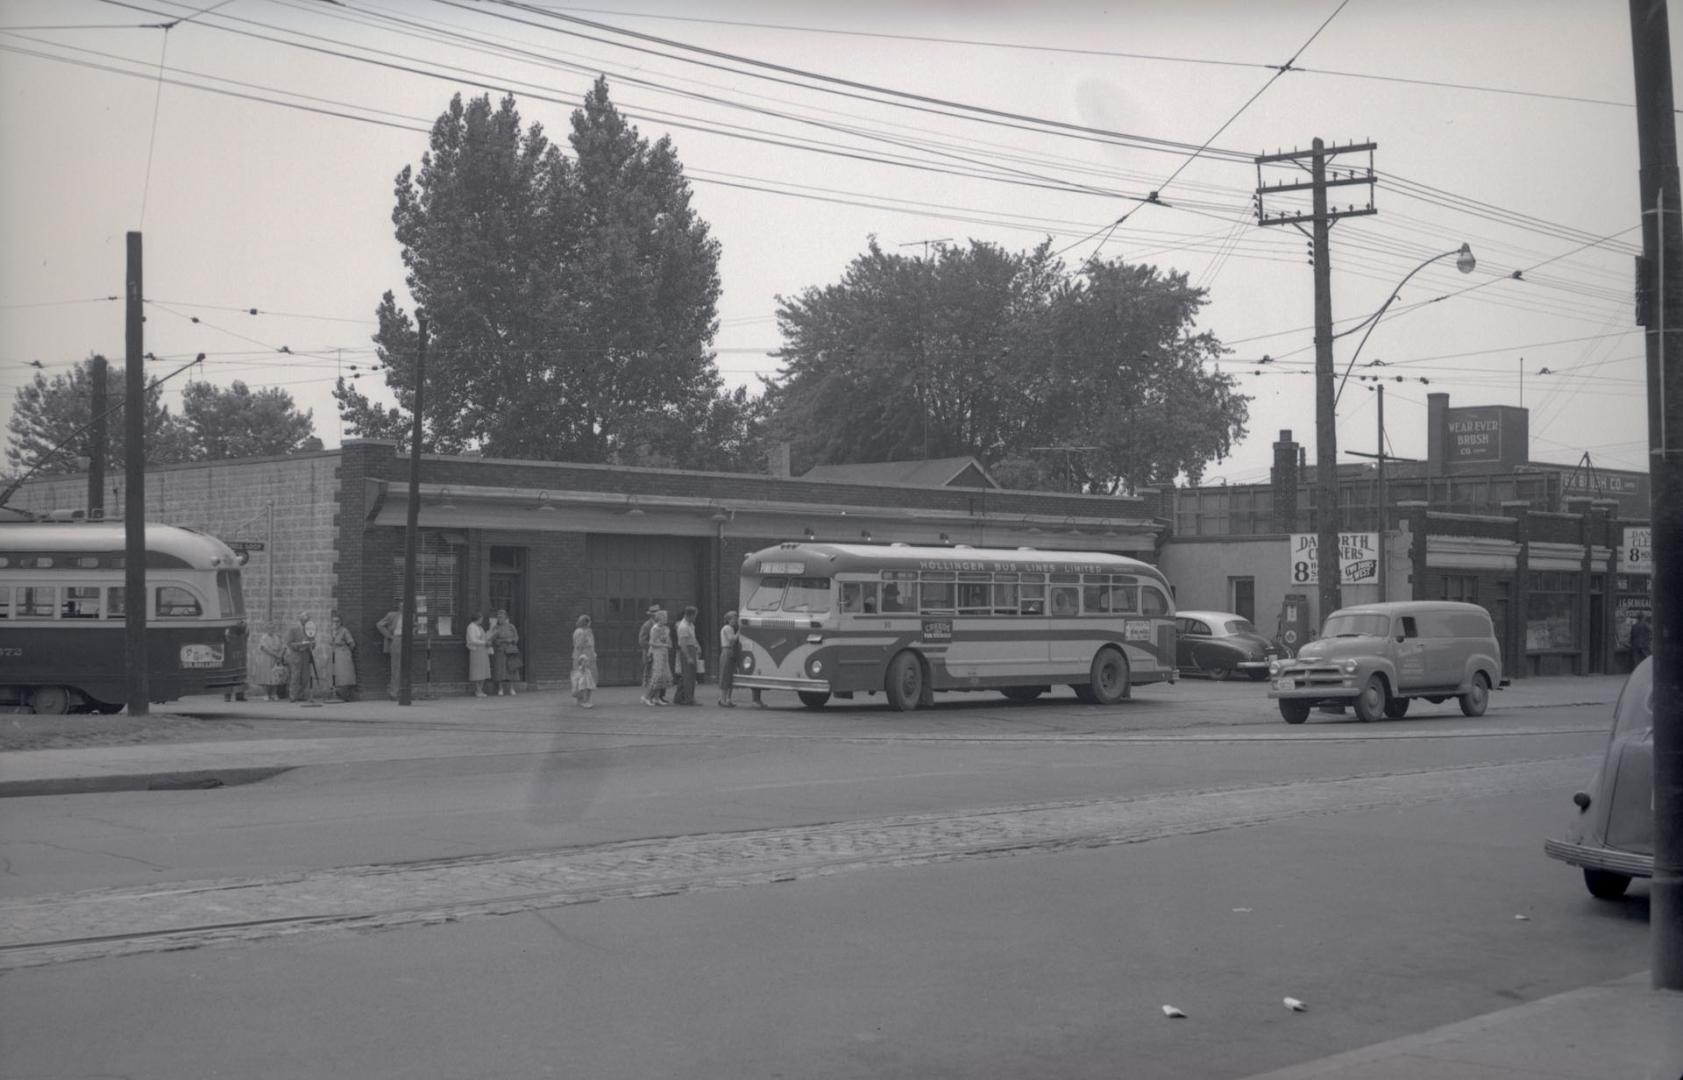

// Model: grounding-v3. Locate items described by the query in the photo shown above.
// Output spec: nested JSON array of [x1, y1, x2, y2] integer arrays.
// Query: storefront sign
[[1619, 526, 1652, 575], [1289, 533, 1379, 585], [1446, 406, 1503, 463]]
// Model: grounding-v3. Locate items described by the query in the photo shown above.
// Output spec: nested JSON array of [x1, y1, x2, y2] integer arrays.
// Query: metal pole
[[1629, 0, 1683, 990], [398, 317, 427, 707], [1377, 385, 1388, 603], [1311, 138, 1342, 625], [88, 354, 106, 519], [266, 500, 275, 630], [123, 233, 149, 715]]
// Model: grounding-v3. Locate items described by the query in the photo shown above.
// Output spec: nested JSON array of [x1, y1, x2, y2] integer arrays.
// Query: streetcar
[[733, 542, 1177, 710], [0, 521, 249, 713]]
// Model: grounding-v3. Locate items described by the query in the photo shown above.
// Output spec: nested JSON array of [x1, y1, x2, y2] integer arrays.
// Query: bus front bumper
[[735, 675, 831, 694]]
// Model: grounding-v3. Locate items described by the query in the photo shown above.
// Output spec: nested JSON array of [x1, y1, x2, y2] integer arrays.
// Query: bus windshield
[[745, 575, 833, 614]]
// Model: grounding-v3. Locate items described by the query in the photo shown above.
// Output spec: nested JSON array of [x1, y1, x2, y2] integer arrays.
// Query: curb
[[0, 766, 295, 800]]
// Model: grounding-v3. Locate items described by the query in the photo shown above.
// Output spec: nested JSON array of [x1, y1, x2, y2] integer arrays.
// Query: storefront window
[[1526, 571, 1577, 650], [390, 532, 463, 637]]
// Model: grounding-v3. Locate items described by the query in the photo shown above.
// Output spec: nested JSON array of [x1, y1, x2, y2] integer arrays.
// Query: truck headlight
[[1341, 659, 1359, 674], [1269, 660, 1282, 676]]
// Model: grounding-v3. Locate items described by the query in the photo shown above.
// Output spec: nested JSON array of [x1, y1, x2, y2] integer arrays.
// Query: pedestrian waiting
[[674, 605, 701, 705], [644, 610, 673, 706], [571, 614, 597, 708], [490, 609, 521, 695]]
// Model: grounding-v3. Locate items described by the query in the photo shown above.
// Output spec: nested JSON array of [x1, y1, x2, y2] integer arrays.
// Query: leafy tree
[[766, 243, 1248, 492], [336, 79, 749, 464], [5, 356, 191, 475], [180, 380, 322, 461]]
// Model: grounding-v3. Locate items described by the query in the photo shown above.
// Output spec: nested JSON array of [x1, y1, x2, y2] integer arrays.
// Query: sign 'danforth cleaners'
[[1290, 533, 1379, 586]]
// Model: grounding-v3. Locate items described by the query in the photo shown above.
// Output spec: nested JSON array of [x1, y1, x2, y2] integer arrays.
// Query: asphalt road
[[0, 680, 1649, 1079]]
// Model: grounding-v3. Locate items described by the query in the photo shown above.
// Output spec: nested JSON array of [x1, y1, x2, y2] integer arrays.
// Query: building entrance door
[[488, 546, 526, 631]]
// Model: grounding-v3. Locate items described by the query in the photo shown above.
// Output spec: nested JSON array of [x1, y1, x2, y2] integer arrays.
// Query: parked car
[[1174, 611, 1277, 681], [1266, 600, 1506, 724], [1544, 658, 1654, 899]]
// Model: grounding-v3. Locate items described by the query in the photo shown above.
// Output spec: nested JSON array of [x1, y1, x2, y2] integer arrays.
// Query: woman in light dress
[[489, 610, 521, 696], [643, 610, 673, 706], [571, 614, 597, 708], [465, 612, 493, 696], [328, 612, 357, 701], [257, 623, 288, 702]]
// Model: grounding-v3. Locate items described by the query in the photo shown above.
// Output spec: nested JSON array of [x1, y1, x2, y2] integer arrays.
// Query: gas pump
[[1275, 592, 1312, 658]]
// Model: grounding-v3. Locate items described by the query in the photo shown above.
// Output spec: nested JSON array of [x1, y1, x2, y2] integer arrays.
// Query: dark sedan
[[1175, 610, 1277, 681]]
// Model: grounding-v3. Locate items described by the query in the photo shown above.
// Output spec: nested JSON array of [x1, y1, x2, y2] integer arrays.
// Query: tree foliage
[[336, 79, 751, 466], [5, 356, 190, 475], [766, 241, 1248, 492], [5, 358, 321, 477]]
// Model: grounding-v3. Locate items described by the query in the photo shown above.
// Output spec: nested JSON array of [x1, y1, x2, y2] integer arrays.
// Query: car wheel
[[1246, 670, 1270, 681], [1279, 699, 1311, 724], [797, 691, 831, 709], [1583, 869, 1631, 900], [1459, 672, 1490, 717], [1353, 675, 1387, 723], [1383, 697, 1411, 719], [1001, 686, 1044, 703], [1086, 647, 1130, 705], [885, 652, 924, 712], [1201, 661, 1232, 682]]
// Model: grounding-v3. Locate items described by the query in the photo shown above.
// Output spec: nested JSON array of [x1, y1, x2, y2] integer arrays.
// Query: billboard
[[1289, 533, 1379, 586], [1445, 406, 1504, 463]]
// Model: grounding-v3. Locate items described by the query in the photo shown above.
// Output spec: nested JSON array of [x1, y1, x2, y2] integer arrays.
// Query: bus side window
[[106, 586, 126, 619], [1082, 580, 1112, 614], [957, 582, 990, 614], [841, 581, 878, 614], [156, 586, 202, 618], [1019, 579, 1045, 615], [1050, 586, 1078, 617], [919, 580, 955, 613], [992, 582, 1019, 615], [63, 586, 101, 619], [880, 580, 915, 614], [1140, 586, 1169, 617], [1112, 585, 1138, 614], [18, 586, 56, 619]]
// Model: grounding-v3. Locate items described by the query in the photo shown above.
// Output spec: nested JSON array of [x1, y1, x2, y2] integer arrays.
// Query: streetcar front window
[[217, 571, 245, 617], [156, 586, 203, 618]]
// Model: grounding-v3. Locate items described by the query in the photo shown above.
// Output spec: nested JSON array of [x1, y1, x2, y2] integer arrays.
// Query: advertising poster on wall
[[1289, 533, 1379, 586], [1618, 526, 1652, 575]]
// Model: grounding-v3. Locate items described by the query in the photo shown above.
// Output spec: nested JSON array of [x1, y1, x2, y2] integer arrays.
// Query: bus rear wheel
[[30, 686, 71, 715], [797, 691, 831, 709], [885, 652, 924, 712], [1080, 647, 1131, 706]]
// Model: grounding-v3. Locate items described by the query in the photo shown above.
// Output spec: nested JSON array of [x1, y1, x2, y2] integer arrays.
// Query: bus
[[733, 542, 1177, 711], [0, 521, 249, 713]]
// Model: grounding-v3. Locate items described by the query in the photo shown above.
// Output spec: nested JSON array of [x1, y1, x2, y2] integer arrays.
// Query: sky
[[0, 0, 1669, 486]]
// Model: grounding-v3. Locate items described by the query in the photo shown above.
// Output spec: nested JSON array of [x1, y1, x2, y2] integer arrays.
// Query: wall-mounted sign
[[1619, 526, 1652, 575], [1446, 406, 1503, 463], [1290, 533, 1379, 585]]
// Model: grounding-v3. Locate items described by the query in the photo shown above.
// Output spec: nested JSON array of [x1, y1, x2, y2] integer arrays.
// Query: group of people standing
[[253, 610, 357, 703], [375, 605, 522, 700], [585, 604, 759, 708]]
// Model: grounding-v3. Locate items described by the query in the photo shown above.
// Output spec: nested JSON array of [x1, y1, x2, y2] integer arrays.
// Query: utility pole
[[398, 316, 427, 707], [88, 354, 106, 519], [1256, 139, 1377, 626], [1376, 384, 1387, 602], [1628, 0, 1683, 990], [123, 234, 148, 716]]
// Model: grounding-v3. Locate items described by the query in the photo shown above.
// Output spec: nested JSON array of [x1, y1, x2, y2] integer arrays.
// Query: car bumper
[[736, 675, 830, 693], [1543, 837, 1654, 879], [1267, 676, 1360, 700], [1237, 659, 1273, 672]]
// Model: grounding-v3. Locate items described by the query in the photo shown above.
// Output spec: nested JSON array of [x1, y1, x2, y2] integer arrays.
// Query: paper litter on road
[[1283, 997, 1307, 1012], [1162, 1005, 1187, 1018]]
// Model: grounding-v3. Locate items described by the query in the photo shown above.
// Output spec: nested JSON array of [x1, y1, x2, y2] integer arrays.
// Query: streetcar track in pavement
[[0, 755, 1592, 971]]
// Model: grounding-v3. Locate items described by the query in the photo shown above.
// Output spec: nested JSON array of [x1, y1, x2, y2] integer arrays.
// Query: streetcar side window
[[17, 585, 57, 619], [0, 588, 9, 619], [156, 585, 203, 618], [63, 586, 101, 619], [106, 586, 125, 620]]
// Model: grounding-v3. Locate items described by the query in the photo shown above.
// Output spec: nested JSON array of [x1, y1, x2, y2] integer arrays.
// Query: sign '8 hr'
[[1619, 526, 1652, 575]]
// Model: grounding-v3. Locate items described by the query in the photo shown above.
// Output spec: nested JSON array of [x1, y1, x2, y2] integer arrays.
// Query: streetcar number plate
[[179, 643, 224, 668]]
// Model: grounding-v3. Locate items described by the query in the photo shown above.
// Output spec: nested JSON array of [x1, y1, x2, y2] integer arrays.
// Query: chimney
[[1426, 392, 1450, 477], [767, 441, 792, 479], [1272, 429, 1300, 533]]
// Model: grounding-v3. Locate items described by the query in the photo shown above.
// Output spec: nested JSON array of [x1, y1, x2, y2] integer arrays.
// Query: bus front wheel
[[885, 652, 924, 712], [797, 691, 831, 709]]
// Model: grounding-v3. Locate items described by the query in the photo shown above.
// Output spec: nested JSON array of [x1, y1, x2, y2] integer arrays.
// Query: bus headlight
[[807, 657, 824, 677], [738, 653, 754, 674]]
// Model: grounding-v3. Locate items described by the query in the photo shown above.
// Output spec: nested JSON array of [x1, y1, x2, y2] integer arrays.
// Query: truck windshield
[[1322, 612, 1391, 638]]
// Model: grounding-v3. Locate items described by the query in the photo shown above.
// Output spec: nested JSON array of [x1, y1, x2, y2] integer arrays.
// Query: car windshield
[[1613, 659, 1654, 738], [1226, 619, 1258, 635], [1322, 612, 1390, 638]]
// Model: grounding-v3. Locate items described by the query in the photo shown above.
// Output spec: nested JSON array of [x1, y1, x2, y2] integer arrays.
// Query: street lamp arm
[[1333, 244, 1473, 407]]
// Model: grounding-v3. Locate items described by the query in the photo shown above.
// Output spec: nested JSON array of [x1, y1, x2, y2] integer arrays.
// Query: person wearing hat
[[284, 610, 319, 704], [637, 603, 661, 704], [376, 599, 404, 700]]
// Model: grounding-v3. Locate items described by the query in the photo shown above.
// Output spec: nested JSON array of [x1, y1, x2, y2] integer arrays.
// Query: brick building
[[11, 442, 1167, 692]]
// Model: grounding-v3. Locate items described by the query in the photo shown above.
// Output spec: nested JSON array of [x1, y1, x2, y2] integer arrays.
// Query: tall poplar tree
[[335, 79, 735, 464]]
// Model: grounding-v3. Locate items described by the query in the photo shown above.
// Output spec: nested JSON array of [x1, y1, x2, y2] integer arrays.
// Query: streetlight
[[1334, 243, 1475, 406]]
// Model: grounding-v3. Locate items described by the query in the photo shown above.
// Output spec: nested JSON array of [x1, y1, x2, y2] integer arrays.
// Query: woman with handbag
[[490, 610, 521, 696], [571, 614, 597, 708]]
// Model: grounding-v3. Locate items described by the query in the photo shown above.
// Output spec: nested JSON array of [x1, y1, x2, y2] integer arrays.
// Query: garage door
[[583, 533, 703, 686]]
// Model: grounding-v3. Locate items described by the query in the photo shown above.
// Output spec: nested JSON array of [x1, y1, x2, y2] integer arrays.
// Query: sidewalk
[[0, 674, 1628, 798], [1241, 972, 1682, 1080]]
